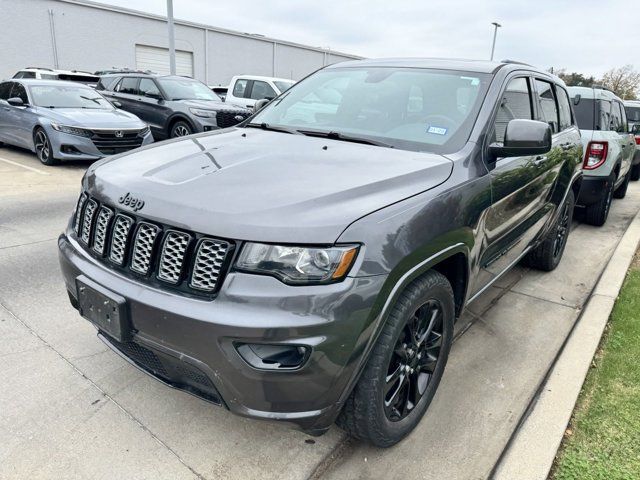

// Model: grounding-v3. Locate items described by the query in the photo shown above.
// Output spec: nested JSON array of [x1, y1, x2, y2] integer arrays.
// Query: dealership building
[[1, 0, 361, 85]]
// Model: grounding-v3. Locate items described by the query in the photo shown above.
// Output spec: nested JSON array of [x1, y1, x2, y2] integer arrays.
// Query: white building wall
[[0, 0, 362, 86]]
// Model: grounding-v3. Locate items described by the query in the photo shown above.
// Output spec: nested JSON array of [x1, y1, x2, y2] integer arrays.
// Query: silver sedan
[[0, 79, 153, 165]]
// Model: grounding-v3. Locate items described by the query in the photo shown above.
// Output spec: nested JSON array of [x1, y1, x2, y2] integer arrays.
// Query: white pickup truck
[[224, 75, 295, 109]]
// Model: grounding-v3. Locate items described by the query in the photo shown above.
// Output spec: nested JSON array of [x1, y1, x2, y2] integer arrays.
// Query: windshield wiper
[[80, 95, 103, 105], [245, 123, 301, 135], [296, 130, 394, 148]]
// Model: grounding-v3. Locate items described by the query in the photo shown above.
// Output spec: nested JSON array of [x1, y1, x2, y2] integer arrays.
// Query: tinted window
[[573, 97, 595, 130], [117, 77, 139, 95], [557, 87, 573, 131], [10, 83, 28, 103], [0, 82, 12, 100], [250, 81, 277, 100], [599, 100, 612, 131], [535, 80, 559, 133], [494, 77, 532, 143], [97, 76, 120, 91], [610, 101, 623, 132], [616, 102, 627, 133], [14, 71, 36, 79], [626, 106, 640, 122], [233, 79, 249, 98], [253, 67, 491, 154], [139, 78, 161, 98]]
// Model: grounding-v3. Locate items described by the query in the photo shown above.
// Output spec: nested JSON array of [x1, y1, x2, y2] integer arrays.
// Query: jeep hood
[[86, 129, 453, 243]]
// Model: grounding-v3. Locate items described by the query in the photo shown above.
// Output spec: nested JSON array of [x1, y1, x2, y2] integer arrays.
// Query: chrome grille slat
[[108, 214, 134, 266], [73, 192, 88, 234], [157, 231, 191, 284], [92, 206, 114, 255], [190, 239, 229, 292], [130, 223, 160, 275], [80, 199, 98, 244]]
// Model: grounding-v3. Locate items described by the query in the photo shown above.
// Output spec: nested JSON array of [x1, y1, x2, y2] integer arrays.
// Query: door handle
[[533, 156, 547, 166]]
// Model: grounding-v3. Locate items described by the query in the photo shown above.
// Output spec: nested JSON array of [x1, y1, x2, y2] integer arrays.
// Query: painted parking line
[[0, 156, 50, 175]]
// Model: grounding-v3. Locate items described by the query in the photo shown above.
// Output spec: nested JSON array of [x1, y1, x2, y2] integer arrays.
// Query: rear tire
[[525, 189, 574, 271], [584, 179, 614, 227], [33, 128, 59, 166], [336, 270, 454, 447], [630, 164, 640, 181], [613, 170, 631, 199]]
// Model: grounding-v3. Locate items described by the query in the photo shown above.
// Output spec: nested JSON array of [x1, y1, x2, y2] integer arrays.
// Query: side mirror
[[8, 97, 25, 107], [111, 100, 122, 108], [489, 119, 552, 160], [253, 98, 270, 113], [631, 124, 640, 135]]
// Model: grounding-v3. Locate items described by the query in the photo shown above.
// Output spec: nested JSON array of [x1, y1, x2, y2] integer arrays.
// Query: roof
[[567, 85, 623, 101], [18, 67, 97, 77], [232, 75, 295, 83], [325, 57, 533, 74], [11, 78, 95, 88]]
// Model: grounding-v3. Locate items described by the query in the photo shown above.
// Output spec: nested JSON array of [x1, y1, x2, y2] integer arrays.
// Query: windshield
[[274, 80, 295, 93], [29, 85, 114, 109], [625, 106, 640, 123], [250, 67, 491, 153], [157, 78, 221, 101]]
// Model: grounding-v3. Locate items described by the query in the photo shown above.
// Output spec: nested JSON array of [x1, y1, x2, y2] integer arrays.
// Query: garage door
[[135, 45, 194, 77]]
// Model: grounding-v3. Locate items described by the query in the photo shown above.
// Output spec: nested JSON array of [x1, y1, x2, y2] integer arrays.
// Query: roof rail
[[500, 59, 532, 66], [593, 84, 615, 93], [26, 67, 54, 71]]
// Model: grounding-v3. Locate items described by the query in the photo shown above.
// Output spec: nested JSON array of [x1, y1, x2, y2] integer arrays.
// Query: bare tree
[[600, 65, 640, 100]]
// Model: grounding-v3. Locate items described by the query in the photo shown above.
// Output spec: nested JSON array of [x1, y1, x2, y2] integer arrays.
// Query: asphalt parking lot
[[1, 145, 639, 480]]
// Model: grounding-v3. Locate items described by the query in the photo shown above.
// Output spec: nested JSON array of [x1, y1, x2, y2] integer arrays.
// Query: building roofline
[[55, 0, 364, 60]]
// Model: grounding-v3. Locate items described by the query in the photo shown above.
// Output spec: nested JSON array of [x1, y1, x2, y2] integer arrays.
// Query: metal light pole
[[490, 22, 501, 61], [167, 0, 177, 75]]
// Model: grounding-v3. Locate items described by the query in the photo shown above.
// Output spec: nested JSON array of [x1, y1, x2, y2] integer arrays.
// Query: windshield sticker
[[427, 125, 448, 136]]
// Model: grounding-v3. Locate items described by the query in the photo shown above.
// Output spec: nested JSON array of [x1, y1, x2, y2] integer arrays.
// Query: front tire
[[34, 128, 58, 166], [525, 189, 574, 271], [630, 164, 640, 181], [170, 120, 193, 138], [336, 271, 454, 447]]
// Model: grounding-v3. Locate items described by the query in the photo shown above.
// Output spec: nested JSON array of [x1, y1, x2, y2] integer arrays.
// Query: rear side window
[[599, 100, 612, 131], [610, 101, 623, 132], [626, 106, 640, 123], [232, 79, 248, 98], [614, 102, 627, 133], [493, 77, 532, 143], [13, 71, 36, 79], [534, 79, 559, 133], [117, 77, 139, 95], [0, 82, 12, 100], [572, 97, 595, 130], [557, 87, 573, 131]]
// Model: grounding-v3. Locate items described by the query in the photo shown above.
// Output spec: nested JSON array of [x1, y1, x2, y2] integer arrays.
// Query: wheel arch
[[166, 114, 195, 137]]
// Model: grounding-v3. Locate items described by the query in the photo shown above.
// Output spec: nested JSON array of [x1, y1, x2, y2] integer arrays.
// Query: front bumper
[[58, 233, 386, 433], [47, 128, 154, 161]]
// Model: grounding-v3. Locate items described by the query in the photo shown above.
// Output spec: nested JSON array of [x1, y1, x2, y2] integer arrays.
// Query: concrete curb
[[492, 208, 640, 480]]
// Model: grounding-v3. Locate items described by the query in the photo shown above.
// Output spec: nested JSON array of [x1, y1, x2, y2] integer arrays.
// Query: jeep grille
[[72, 193, 233, 296]]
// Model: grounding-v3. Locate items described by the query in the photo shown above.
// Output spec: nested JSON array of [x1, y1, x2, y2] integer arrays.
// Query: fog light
[[61, 145, 82, 155], [236, 343, 308, 370]]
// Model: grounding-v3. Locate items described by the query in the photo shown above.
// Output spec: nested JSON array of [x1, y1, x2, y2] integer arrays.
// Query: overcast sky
[[104, 0, 637, 78]]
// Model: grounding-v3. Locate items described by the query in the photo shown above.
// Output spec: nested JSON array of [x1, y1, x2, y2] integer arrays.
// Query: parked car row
[[0, 72, 252, 165], [58, 58, 627, 448]]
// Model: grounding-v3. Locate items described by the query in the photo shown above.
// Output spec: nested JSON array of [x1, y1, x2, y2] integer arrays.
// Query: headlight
[[236, 243, 359, 285], [189, 108, 216, 118], [51, 123, 93, 137]]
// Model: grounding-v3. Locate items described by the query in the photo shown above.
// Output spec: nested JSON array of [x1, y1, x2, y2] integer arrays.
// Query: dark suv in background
[[59, 58, 582, 447], [97, 74, 251, 139]]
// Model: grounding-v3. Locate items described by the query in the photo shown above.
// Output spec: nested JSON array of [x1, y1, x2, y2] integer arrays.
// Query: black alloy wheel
[[384, 300, 444, 421]]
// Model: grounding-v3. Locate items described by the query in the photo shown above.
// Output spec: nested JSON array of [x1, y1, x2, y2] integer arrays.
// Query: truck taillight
[[583, 141, 608, 170]]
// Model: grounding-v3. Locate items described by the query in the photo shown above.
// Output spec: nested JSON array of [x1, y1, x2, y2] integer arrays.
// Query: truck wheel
[[336, 270, 454, 447], [525, 189, 574, 271], [613, 170, 631, 199], [584, 180, 613, 227], [630, 164, 640, 181]]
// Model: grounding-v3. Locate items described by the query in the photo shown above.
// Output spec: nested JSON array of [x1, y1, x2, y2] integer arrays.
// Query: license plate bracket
[[76, 275, 130, 342]]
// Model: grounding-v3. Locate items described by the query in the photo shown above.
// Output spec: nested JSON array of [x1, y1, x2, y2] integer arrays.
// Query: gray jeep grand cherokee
[[58, 58, 582, 447]]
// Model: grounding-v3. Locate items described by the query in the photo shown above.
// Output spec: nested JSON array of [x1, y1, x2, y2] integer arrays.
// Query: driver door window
[[10, 83, 28, 104], [534, 79, 559, 134], [493, 77, 533, 143]]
